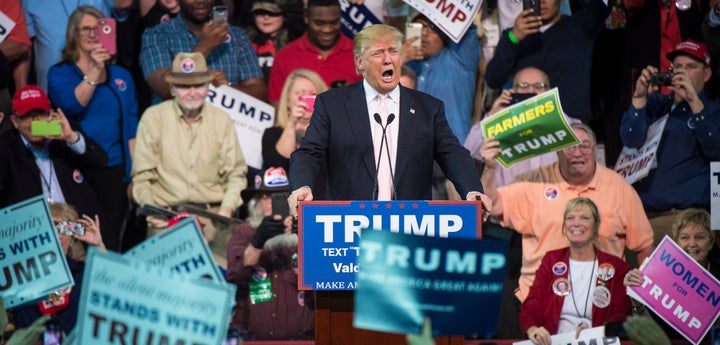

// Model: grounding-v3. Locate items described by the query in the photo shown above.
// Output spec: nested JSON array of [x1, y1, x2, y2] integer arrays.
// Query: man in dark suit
[[288, 24, 491, 214], [0, 85, 107, 223]]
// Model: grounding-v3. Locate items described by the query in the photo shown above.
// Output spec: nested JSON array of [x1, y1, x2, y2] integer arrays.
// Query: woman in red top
[[520, 197, 632, 345]]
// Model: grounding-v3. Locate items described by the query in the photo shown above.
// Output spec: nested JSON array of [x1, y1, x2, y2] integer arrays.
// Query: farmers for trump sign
[[627, 237, 720, 344]]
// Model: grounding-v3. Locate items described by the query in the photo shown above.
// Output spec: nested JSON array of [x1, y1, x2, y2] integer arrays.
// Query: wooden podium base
[[315, 291, 465, 345]]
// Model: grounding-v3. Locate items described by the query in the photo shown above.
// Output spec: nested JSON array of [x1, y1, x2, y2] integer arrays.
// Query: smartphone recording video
[[98, 18, 116, 55], [523, 0, 540, 15], [213, 5, 229, 23], [300, 95, 316, 114], [42, 317, 62, 345]]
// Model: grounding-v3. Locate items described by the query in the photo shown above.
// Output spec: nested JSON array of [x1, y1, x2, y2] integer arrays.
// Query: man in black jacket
[[0, 85, 108, 228]]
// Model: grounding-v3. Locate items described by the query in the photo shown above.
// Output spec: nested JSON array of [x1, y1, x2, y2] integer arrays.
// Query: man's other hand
[[288, 186, 313, 218]]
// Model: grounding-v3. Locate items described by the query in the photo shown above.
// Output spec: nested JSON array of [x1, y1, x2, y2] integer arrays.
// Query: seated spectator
[[267, 0, 362, 106], [246, 0, 289, 81], [21, 0, 132, 90], [132, 52, 247, 269], [48, 6, 139, 252], [0, 86, 107, 220], [12, 203, 105, 335], [520, 197, 632, 344], [226, 167, 314, 340], [484, 0, 611, 122], [624, 208, 718, 342], [263, 68, 327, 171], [620, 40, 720, 245], [139, 0, 265, 103]]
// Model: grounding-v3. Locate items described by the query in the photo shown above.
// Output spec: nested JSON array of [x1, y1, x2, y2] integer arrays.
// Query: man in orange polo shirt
[[480, 123, 653, 336]]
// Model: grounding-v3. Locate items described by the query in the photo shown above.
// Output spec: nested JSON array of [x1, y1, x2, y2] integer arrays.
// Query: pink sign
[[627, 237, 720, 344]]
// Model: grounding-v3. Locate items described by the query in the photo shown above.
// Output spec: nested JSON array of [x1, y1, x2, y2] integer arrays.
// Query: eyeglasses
[[514, 82, 548, 91], [79, 26, 98, 35], [563, 141, 594, 154]]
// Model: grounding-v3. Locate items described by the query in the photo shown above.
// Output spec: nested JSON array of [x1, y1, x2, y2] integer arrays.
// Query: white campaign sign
[[206, 85, 275, 170], [712, 162, 719, 230], [0, 11, 17, 44], [614, 115, 667, 185], [402, 0, 482, 43], [513, 326, 619, 345]]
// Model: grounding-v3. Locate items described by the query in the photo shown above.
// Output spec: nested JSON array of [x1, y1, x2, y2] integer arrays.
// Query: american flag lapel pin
[[410, 108, 415, 115]]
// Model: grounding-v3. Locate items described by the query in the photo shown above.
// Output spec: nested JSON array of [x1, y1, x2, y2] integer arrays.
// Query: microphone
[[383, 114, 397, 200], [371, 113, 386, 200]]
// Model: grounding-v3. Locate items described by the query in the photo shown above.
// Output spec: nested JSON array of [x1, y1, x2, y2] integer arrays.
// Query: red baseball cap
[[12, 85, 51, 117], [666, 39, 711, 67]]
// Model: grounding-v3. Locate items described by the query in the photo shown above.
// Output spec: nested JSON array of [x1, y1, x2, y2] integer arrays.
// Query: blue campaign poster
[[339, 0, 381, 38], [124, 218, 224, 282], [353, 229, 507, 336], [298, 200, 483, 290], [0, 196, 73, 308], [76, 247, 236, 345]]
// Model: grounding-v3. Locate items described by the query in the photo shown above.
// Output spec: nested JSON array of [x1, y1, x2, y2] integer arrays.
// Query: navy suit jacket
[[290, 82, 483, 200]]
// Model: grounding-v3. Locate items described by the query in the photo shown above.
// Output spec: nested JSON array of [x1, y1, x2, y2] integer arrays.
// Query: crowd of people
[[0, 0, 719, 343]]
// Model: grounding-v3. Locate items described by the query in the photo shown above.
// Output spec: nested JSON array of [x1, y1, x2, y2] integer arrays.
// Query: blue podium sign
[[298, 200, 483, 290], [0, 196, 73, 308], [76, 248, 236, 345], [354, 229, 507, 335], [124, 218, 223, 282]]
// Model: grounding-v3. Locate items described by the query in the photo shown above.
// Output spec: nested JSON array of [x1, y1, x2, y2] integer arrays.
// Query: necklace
[[39, 160, 55, 203], [569, 253, 597, 326]]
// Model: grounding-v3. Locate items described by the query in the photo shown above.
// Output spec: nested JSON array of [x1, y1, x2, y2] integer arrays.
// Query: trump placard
[[75, 248, 236, 345], [402, 0, 482, 43], [0, 196, 73, 308], [298, 200, 483, 290], [124, 218, 224, 282], [627, 237, 720, 344], [354, 229, 506, 335]]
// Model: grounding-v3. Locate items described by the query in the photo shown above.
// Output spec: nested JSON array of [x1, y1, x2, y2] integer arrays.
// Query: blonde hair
[[61, 6, 105, 63], [562, 197, 600, 237], [671, 208, 713, 245], [276, 69, 327, 127], [353, 24, 404, 74], [50, 203, 79, 222]]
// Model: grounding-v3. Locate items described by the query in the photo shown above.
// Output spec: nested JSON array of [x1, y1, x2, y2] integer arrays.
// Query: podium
[[315, 291, 465, 345], [299, 200, 485, 344]]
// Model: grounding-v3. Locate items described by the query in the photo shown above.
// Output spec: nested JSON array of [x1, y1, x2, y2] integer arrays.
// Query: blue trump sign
[[0, 196, 73, 308], [339, 0, 381, 38], [124, 218, 224, 282], [298, 200, 482, 290], [354, 229, 507, 335]]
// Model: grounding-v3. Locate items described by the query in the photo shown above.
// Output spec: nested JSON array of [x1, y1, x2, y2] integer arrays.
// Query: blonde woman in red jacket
[[520, 197, 632, 345]]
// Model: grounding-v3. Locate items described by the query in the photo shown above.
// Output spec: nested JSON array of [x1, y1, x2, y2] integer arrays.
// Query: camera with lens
[[651, 72, 674, 86]]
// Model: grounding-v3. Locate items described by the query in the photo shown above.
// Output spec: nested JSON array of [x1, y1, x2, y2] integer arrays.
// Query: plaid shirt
[[140, 15, 262, 103]]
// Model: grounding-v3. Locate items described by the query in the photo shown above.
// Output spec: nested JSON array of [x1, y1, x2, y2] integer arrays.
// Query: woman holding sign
[[520, 198, 632, 345], [623, 208, 718, 341], [12, 203, 105, 335]]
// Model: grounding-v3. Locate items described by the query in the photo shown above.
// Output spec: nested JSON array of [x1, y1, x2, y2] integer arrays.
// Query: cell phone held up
[[57, 221, 86, 237], [31, 120, 62, 137], [42, 317, 62, 345], [98, 18, 116, 55], [271, 192, 291, 218], [300, 94, 316, 114], [523, 0, 541, 15], [405, 22, 422, 48], [651, 72, 674, 86], [509, 93, 536, 105], [213, 5, 229, 23]]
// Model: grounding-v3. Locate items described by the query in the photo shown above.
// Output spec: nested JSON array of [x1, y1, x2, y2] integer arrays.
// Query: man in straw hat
[[132, 52, 248, 268]]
